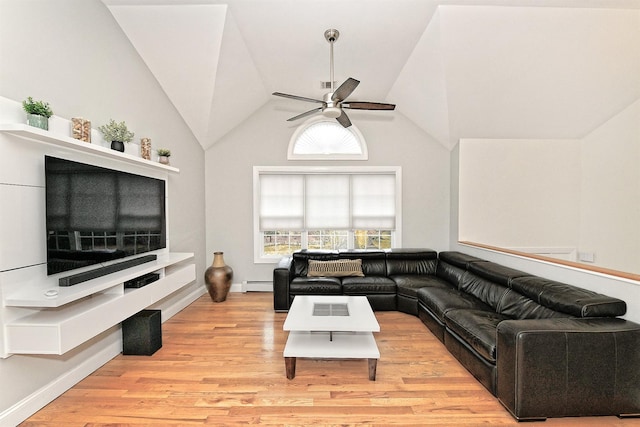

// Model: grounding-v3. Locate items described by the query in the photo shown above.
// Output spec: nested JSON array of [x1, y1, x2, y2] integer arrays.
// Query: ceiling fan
[[273, 29, 396, 128]]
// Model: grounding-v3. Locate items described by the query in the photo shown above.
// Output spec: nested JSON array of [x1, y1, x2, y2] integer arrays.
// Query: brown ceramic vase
[[204, 252, 233, 302]]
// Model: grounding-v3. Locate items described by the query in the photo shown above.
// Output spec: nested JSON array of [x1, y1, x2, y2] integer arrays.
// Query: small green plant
[[157, 148, 171, 157], [98, 119, 134, 143], [22, 96, 53, 118]]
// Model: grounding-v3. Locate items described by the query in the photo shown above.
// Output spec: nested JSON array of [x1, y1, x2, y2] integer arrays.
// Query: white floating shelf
[[4, 252, 194, 308], [0, 123, 179, 173], [5, 261, 196, 355]]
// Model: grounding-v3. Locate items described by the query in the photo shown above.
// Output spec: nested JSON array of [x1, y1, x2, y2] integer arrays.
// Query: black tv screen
[[45, 156, 166, 275]]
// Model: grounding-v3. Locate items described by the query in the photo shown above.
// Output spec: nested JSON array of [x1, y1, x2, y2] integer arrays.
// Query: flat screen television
[[45, 156, 166, 275]]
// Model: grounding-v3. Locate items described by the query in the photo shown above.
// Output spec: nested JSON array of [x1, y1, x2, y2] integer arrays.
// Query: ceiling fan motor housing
[[321, 92, 341, 118]]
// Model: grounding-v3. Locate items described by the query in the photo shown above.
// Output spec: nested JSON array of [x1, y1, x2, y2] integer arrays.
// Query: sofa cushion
[[339, 250, 387, 276], [445, 309, 510, 362], [438, 251, 487, 270], [307, 259, 364, 277], [510, 276, 627, 318], [468, 261, 532, 287], [290, 276, 342, 294], [417, 286, 492, 323], [435, 260, 467, 288], [342, 276, 396, 294], [459, 271, 509, 311], [393, 275, 452, 298], [498, 288, 571, 320], [385, 248, 438, 276]]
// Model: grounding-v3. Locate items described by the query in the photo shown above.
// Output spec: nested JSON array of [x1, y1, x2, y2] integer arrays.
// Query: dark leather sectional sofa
[[273, 248, 640, 421]]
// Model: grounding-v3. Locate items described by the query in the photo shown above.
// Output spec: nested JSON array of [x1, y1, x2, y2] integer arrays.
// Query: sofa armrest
[[273, 256, 293, 312], [496, 318, 640, 420]]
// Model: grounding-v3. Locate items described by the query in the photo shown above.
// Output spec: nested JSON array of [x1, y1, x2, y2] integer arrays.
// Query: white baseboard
[[0, 335, 121, 427], [240, 281, 273, 292], [230, 282, 245, 293]]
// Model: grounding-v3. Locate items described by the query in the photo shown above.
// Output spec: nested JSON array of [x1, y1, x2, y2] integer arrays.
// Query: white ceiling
[[102, 0, 640, 150]]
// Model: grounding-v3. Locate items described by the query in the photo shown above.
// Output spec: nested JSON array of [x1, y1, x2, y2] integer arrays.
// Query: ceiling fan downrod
[[324, 29, 339, 93]]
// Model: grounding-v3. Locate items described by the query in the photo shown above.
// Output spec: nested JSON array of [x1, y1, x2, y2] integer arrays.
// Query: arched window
[[288, 117, 368, 160]]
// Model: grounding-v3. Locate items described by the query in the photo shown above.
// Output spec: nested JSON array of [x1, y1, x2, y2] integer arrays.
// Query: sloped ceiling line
[[388, 7, 452, 150], [105, 3, 228, 146], [204, 8, 269, 150], [103, 1, 640, 152]]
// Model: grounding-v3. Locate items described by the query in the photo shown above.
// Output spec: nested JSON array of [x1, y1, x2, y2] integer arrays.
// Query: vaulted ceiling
[[102, 0, 640, 151]]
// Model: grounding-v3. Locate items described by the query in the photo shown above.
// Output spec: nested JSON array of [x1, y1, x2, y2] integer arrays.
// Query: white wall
[[456, 99, 640, 275], [580, 100, 640, 273], [444, 5, 640, 323], [451, 132, 640, 324], [204, 102, 451, 284], [0, 1, 206, 424], [441, 7, 640, 316], [459, 138, 581, 249]]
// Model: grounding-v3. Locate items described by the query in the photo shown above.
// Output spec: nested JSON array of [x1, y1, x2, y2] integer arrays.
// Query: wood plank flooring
[[21, 293, 639, 426]]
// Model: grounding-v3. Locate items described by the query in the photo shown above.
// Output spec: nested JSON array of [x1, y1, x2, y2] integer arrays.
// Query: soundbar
[[58, 254, 158, 287]]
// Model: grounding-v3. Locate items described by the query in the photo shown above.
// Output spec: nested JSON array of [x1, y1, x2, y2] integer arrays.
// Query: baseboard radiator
[[242, 280, 273, 292]]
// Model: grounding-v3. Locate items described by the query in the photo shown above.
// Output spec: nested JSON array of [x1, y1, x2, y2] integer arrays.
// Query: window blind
[[259, 174, 304, 230], [259, 172, 396, 231], [352, 174, 396, 229], [305, 175, 350, 229]]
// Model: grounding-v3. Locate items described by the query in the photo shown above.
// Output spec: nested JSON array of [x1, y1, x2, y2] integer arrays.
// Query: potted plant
[[98, 119, 134, 152], [22, 96, 53, 131], [157, 148, 171, 165]]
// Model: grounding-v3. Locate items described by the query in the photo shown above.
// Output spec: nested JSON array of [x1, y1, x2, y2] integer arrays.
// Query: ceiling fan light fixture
[[323, 106, 342, 118]]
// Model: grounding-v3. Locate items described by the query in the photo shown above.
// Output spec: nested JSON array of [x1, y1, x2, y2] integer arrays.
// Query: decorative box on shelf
[[71, 117, 91, 143]]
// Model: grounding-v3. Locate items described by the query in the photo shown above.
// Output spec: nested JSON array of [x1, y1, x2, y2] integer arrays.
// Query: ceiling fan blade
[[273, 92, 324, 104], [343, 101, 396, 110], [335, 110, 352, 128], [331, 78, 360, 102], [287, 107, 323, 122]]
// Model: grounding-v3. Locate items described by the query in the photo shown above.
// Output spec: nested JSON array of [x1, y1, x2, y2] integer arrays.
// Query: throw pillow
[[307, 259, 365, 277]]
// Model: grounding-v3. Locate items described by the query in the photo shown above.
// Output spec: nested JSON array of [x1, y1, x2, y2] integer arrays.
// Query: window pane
[[263, 230, 302, 255], [354, 229, 392, 249], [308, 230, 348, 250]]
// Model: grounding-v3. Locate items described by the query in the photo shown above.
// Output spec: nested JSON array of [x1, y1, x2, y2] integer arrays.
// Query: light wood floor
[[21, 292, 639, 426]]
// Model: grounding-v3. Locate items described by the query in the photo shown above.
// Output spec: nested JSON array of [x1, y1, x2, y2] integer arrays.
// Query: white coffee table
[[283, 295, 380, 380]]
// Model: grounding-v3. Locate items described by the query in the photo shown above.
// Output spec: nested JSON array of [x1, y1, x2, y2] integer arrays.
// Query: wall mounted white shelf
[[4, 253, 193, 308], [4, 253, 195, 355], [0, 123, 179, 173], [0, 123, 193, 357]]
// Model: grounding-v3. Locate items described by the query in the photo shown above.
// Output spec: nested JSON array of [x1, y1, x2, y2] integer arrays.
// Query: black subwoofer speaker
[[122, 309, 162, 355]]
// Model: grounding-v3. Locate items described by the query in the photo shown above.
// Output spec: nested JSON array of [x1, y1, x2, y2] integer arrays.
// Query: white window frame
[[253, 166, 402, 263]]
